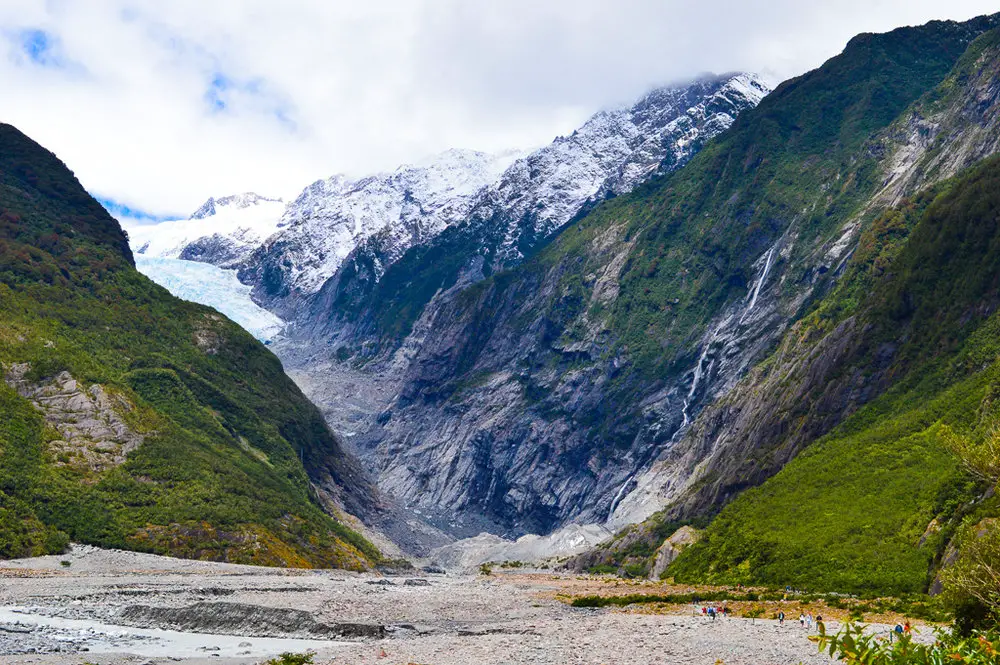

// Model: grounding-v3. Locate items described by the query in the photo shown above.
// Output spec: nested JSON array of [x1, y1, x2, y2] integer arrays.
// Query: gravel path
[[0, 546, 914, 664]]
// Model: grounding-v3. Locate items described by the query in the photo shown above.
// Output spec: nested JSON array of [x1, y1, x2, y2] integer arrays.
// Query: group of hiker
[[890, 621, 912, 640], [700, 605, 729, 619], [698, 605, 914, 638], [776, 610, 822, 630], [698, 605, 828, 631]]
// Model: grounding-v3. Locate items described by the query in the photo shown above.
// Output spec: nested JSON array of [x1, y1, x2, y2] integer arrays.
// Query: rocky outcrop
[[650, 526, 701, 579], [3, 365, 143, 473]]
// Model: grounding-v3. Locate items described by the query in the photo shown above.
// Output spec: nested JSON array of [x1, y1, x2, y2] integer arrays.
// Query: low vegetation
[[813, 622, 1000, 664]]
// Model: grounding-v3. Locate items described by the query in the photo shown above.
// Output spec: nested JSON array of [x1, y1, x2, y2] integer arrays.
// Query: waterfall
[[607, 243, 780, 524], [607, 478, 634, 520], [740, 246, 776, 324]]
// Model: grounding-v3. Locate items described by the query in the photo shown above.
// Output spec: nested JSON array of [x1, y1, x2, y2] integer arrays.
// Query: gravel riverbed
[[0, 546, 922, 664]]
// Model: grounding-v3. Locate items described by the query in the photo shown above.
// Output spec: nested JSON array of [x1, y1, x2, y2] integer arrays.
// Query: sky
[[1, 1, 998, 221]]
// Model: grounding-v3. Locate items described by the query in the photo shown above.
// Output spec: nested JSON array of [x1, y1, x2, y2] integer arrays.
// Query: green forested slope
[[0, 124, 380, 567], [668, 155, 1000, 594]]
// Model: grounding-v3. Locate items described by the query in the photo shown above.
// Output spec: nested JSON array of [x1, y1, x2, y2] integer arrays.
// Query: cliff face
[[287, 17, 1000, 539]]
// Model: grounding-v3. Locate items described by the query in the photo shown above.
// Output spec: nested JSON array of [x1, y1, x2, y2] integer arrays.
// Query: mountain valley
[[3, 12, 1000, 641]]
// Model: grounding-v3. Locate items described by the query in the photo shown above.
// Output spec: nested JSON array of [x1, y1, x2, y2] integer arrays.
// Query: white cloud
[[0, 0, 996, 217]]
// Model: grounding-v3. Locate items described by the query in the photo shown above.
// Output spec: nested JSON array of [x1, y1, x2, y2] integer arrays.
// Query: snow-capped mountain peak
[[230, 73, 770, 314], [190, 192, 283, 220], [468, 72, 773, 265], [130, 73, 770, 325], [242, 148, 523, 296], [126, 192, 286, 266]]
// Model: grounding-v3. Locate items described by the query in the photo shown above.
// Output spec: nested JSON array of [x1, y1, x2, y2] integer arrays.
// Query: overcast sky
[[1, 1, 997, 220]]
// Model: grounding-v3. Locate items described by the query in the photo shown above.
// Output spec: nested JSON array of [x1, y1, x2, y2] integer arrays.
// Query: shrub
[[264, 653, 314, 665]]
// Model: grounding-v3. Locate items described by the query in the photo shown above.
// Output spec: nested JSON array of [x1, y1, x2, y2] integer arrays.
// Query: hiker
[[903, 621, 911, 635], [722, 605, 728, 618], [778, 611, 785, 626], [816, 615, 824, 633], [892, 624, 903, 641], [806, 612, 813, 630], [799, 613, 805, 627]]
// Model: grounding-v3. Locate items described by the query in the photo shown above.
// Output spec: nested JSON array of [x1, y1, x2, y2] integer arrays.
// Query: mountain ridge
[[286, 72, 771, 350]]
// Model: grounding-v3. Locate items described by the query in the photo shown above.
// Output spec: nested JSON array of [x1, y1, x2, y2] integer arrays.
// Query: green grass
[[0, 124, 379, 568]]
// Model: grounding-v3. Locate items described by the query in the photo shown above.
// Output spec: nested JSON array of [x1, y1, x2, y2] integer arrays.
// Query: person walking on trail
[[799, 613, 805, 627], [816, 615, 824, 633], [778, 611, 785, 626], [806, 612, 813, 630], [903, 621, 911, 635]]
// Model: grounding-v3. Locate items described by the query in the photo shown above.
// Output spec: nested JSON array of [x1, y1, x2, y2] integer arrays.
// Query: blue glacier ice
[[135, 256, 284, 342]]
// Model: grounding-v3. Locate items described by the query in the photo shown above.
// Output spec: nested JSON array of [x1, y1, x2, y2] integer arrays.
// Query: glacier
[[135, 256, 284, 342]]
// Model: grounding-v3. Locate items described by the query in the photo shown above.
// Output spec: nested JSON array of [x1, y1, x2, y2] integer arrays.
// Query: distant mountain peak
[[191, 192, 283, 220]]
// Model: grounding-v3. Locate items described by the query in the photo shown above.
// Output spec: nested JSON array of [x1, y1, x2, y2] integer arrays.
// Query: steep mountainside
[[659, 151, 1000, 594], [610, 24, 1000, 529], [126, 193, 285, 267], [578, 28, 1000, 592], [293, 73, 769, 348], [0, 124, 381, 567], [238, 149, 521, 317], [293, 15, 1000, 539]]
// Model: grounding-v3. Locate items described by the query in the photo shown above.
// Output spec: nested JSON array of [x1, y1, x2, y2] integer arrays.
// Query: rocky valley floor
[[0, 546, 921, 665]]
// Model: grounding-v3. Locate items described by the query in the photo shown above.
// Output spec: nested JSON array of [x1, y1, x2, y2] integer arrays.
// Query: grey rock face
[[178, 233, 249, 265], [288, 25, 1000, 542], [3, 365, 143, 473], [271, 74, 772, 538], [650, 526, 701, 579]]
